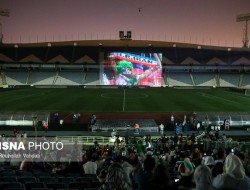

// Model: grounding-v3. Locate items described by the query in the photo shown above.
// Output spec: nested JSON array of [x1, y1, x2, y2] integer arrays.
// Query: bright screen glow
[[102, 52, 162, 86]]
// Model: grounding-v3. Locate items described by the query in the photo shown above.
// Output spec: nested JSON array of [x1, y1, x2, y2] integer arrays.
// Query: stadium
[[1, 1, 250, 189], [1, 37, 250, 189], [1, 38, 250, 129]]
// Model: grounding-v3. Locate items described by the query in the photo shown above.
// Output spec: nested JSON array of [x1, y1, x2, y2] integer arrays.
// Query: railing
[[54, 135, 250, 151], [195, 132, 206, 141], [54, 136, 124, 145], [210, 140, 250, 149]]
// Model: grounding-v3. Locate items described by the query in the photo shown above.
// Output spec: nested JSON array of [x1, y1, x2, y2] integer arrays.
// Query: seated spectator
[[237, 152, 250, 178], [192, 165, 213, 190], [213, 154, 250, 190], [137, 155, 156, 190], [97, 157, 112, 185], [214, 148, 226, 164], [98, 162, 132, 190], [149, 161, 174, 190], [83, 154, 98, 174], [174, 157, 195, 189], [192, 148, 202, 167], [176, 157, 196, 190], [129, 158, 142, 190], [20, 159, 31, 171], [211, 162, 224, 178], [203, 156, 215, 170]]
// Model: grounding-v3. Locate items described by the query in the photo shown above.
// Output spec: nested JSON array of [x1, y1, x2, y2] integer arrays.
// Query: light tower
[[236, 13, 250, 48], [0, 8, 10, 43]]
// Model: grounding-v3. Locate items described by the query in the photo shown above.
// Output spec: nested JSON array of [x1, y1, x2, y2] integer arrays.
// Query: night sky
[[0, 0, 250, 47]]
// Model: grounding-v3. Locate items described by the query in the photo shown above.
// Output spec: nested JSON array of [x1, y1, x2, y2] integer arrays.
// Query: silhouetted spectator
[[193, 165, 213, 190], [149, 161, 174, 190], [213, 154, 250, 190], [98, 163, 132, 190]]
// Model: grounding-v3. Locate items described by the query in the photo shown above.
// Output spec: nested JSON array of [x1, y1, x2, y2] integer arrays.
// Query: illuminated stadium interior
[[0, 39, 250, 190]]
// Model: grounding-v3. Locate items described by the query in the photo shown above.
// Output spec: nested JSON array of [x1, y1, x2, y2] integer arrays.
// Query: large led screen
[[102, 52, 162, 86]]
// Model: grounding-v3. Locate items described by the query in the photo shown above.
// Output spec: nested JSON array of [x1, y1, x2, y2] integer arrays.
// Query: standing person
[[213, 154, 250, 190], [204, 116, 210, 134], [23, 131, 27, 138], [126, 125, 130, 144], [54, 113, 59, 123], [159, 123, 164, 135], [134, 123, 140, 135], [43, 121, 48, 132], [175, 123, 180, 135], [111, 128, 117, 138], [196, 122, 201, 134], [183, 115, 187, 126], [171, 115, 175, 129], [13, 128, 17, 137], [91, 114, 97, 125]]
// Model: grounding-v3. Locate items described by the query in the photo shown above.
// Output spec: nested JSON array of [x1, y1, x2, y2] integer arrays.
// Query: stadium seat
[[46, 182, 67, 190], [0, 170, 16, 177], [24, 182, 46, 190], [38, 177, 58, 183], [18, 177, 37, 183], [1, 182, 24, 189], [17, 171, 34, 178], [57, 176, 75, 184], [0, 177, 18, 182], [68, 182, 89, 190], [76, 177, 92, 183]]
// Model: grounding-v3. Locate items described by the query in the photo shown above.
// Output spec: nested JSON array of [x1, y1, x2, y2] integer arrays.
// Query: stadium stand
[[192, 72, 216, 87], [30, 71, 56, 85], [167, 72, 194, 86], [1, 40, 250, 190], [219, 73, 240, 87], [241, 73, 250, 88], [5, 71, 28, 85], [84, 71, 99, 85], [0, 40, 250, 88], [54, 71, 85, 85]]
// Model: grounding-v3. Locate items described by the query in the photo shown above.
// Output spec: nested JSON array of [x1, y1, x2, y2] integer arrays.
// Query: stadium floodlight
[[236, 13, 250, 22], [0, 8, 10, 16], [0, 8, 10, 43], [236, 13, 250, 48]]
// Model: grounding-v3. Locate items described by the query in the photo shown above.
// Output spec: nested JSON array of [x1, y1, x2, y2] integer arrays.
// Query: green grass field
[[0, 87, 249, 112]]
